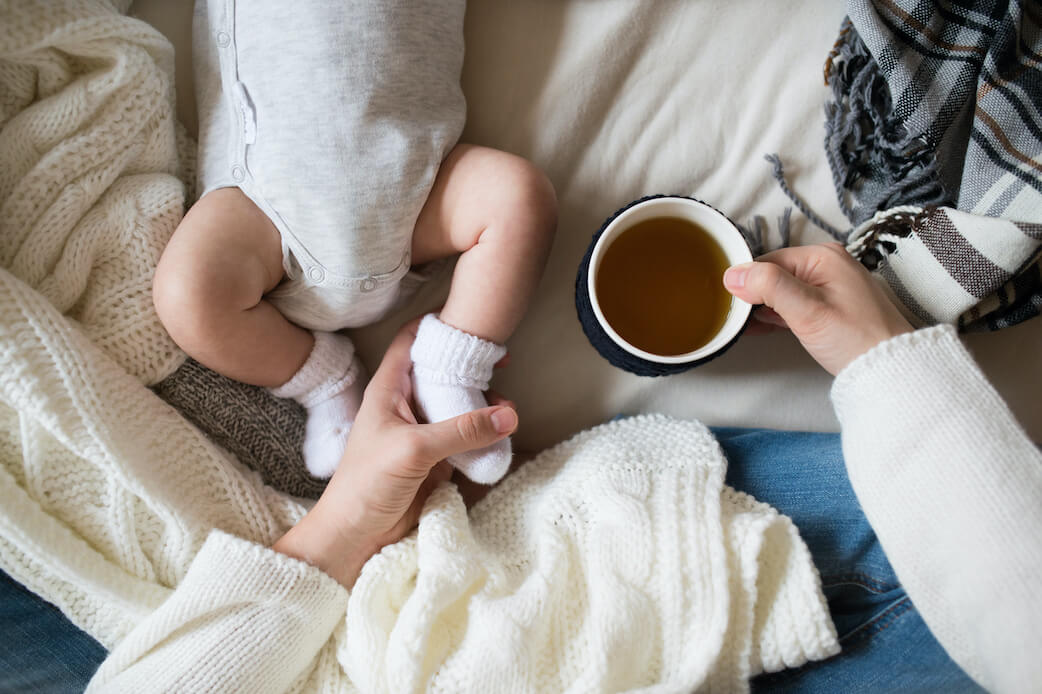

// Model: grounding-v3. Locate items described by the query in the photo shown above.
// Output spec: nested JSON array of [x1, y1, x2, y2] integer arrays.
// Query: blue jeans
[[0, 568, 105, 693], [0, 428, 982, 692]]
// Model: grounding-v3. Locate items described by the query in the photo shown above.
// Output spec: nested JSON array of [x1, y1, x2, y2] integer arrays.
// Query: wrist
[[852, 320, 913, 371], [273, 498, 377, 588]]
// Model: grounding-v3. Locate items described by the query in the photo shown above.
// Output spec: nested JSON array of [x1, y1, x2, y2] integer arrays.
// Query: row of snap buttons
[[215, 25, 378, 295], [216, 31, 252, 189], [304, 266, 379, 291]]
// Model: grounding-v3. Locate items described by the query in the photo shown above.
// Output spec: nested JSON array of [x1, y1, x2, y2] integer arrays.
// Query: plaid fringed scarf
[[814, 0, 1042, 331]]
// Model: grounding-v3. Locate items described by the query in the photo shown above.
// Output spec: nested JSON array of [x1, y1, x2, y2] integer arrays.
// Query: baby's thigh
[[155, 187, 285, 302]]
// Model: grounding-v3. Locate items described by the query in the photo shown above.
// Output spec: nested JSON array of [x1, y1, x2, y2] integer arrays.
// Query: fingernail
[[723, 263, 751, 289], [491, 407, 517, 433]]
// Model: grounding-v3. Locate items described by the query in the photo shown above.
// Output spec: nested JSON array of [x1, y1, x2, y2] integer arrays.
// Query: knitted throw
[[0, 0, 302, 641], [0, 269, 840, 690], [1, 0, 188, 384], [822, 0, 1042, 331], [346, 415, 840, 692]]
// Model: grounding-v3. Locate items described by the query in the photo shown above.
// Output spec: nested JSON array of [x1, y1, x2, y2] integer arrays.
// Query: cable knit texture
[[0, 1, 302, 651], [0, 0, 189, 386], [88, 531, 349, 693], [832, 324, 1042, 693], [86, 416, 839, 693]]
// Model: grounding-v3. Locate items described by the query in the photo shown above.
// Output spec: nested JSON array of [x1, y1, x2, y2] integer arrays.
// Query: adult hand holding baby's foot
[[274, 319, 517, 588], [410, 314, 513, 485]]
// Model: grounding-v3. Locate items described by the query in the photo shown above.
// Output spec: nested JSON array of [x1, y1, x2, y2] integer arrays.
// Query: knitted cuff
[[192, 529, 348, 608], [831, 324, 964, 415], [409, 314, 506, 390], [270, 331, 361, 409]]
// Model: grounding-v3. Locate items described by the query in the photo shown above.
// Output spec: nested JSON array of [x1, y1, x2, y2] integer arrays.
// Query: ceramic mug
[[575, 195, 753, 376]]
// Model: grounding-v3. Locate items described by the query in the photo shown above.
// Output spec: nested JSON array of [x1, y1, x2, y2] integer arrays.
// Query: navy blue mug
[[575, 195, 754, 377]]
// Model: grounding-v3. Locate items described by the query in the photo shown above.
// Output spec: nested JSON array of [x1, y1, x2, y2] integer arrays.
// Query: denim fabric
[[0, 427, 984, 692], [712, 427, 983, 694], [0, 568, 105, 693]]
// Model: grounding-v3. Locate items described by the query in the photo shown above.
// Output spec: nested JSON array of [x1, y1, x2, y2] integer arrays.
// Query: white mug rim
[[587, 197, 754, 364]]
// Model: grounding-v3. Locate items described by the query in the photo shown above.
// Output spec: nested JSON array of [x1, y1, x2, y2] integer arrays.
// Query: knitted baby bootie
[[410, 314, 511, 484], [270, 331, 365, 478]]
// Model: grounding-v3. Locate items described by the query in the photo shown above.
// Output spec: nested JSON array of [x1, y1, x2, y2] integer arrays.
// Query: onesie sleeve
[[86, 529, 349, 693], [831, 324, 1042, 694]]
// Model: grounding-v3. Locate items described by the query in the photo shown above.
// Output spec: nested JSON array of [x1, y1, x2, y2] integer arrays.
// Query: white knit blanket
[[1, 0, 186, 386], [343, 416, 839, 692], [0, 3, 838, 691]]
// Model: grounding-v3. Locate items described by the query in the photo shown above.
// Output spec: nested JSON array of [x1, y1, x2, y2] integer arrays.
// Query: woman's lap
[[713, 427, 982, 693], [0, 427, 982, 692]]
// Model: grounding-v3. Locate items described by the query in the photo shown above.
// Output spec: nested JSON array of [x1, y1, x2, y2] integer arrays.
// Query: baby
[[153, 0, 555, 483]]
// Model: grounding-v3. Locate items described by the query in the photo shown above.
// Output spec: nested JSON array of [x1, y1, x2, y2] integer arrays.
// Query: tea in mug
[[595, 216, 732, 355]]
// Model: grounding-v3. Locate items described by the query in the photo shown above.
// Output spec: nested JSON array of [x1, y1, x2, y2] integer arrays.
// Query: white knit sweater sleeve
[[831, 324, 1042, 694], [86, 529, 349, 693]]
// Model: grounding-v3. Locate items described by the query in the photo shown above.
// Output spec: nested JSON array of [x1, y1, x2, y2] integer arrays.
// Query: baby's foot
[[270, 331, 365, 478], [410, 314, 511, 484]]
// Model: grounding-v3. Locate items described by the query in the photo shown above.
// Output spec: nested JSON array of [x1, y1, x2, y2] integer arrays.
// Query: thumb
[[723, 261, 822, 328], [417, 406, 517, 462]]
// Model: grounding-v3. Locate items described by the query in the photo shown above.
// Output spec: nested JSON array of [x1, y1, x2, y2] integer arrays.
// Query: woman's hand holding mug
[[723, 242, 914, 375]]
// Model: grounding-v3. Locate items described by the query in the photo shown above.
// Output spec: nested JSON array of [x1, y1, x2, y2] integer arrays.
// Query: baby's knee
[[154, 193, 275, 351], [497, 156, 558, 239], [153, 237, 246, 353], [152, 255, 219, 353]]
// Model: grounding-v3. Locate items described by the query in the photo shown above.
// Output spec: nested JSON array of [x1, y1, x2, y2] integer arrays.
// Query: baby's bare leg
[[153, 187, 313, 387], [155, 188, 365, 478], [412, 144, 557, 343], [409, 145, 556, 484]]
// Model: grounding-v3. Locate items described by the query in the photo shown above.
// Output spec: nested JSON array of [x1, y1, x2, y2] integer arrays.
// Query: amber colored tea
[[595, 216, 732, 356]]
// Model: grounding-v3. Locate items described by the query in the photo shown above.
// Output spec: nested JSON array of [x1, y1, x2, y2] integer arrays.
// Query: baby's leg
[[153, 188, 364, 477], [412, 145, 557, 342], [154, 188, 311, 386], [410, 145, 557, 483]]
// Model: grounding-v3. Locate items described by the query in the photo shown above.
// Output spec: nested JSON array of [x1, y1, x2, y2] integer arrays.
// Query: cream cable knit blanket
[[0, 278, 841, 690], [84, 416, 841, 693], [1, 0, 186, 386], [1, 2, 838, 691], [0, 273, 841, 689]]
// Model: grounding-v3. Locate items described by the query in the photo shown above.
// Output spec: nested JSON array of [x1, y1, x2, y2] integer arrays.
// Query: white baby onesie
[[193, 0, 466, 331]]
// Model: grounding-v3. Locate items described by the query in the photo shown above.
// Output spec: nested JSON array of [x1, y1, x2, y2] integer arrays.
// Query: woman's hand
[[273, 319, 518, 587], [723, 243, 914, 375]]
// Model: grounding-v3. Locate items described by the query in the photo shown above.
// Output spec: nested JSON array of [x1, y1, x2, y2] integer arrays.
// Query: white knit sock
[[410, 314, 511, 484], [270, 331, 365, 479]]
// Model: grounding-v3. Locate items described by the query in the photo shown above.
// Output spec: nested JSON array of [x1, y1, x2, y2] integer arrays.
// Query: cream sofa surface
[[132, 0, 1042, 452]]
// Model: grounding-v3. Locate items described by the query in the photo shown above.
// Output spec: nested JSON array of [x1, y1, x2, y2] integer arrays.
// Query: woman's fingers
[[725, 243, 913, 375], [753, 306, 789, 328], [415, 406, 517, 463], [723, 258, 822, 328], [367, 318, 423, 394], [396, 460, 455, 531], [486, 390, 516, 410]]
